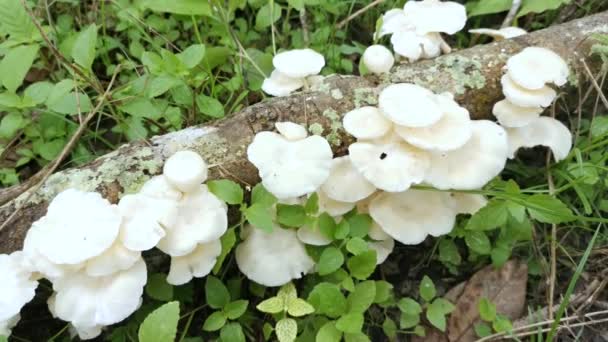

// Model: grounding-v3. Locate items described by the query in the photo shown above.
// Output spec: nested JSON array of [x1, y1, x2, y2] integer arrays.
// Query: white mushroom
[[402, 0, 467, 35], [275, 121, 308, 141], [362, 45, 395, 74], [297, 225, 332, 246], [379, 83, 443, 127], [501, 74, 556, 108], [349, 136, 430, 192], [507, 47, 569, 89], [390, 31, 443, 62], [235, 224, 315, 287], [0, 252, 38, 325], [446, 193, 488, 214], [261, 70, 305, 97], [166, 240, 222, 285], [369, 190, 457, 245], [22, 225, 83, 280], [424, 120, 509, 190], [316, 189, 356, 217], [273, 49, 325, 79], [342, 106, 392, 140], [506, 116, 572, 161], [29, 189, 122, 265], [369, 238, 395, 264], [492, 99, 544, 128], [162, 150, 208, 193], [84, 240, 141, 277], [247, 126, 333, 199], [376, 8, 410, 38], [48, 259, 147, 340], [395, 93, 473, 151], [321, 156, 376, 203], [469, 27, 527, 40]]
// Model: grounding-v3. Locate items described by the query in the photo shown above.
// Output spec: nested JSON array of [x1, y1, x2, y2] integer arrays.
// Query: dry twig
[[336, 0, 385, 29], [501, 0, 522, 28]]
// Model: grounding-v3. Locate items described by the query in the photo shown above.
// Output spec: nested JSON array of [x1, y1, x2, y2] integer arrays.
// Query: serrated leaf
[[347, 214, 371, 238], [307, 282, 347, 318], [276, 204, 307, 227], [251, 183, 277, 207], [419, 276, 436, 302], [466, 200, 508, 231], [207, 179, 243, 204], [220, 322, 246, 342], [275, 318, 298, 342], [286, 298, 314, 317], [525, 194, 574, 224], [138, 302, 180, 342], [224, 300, 249, 319], [335, 312, 364, 334], [203, 311, 227, 331], [278, 282, 298, 301], [347, 280, 376, 313], [206, 276, 231, 309], [347, 250, 377, 280], [257, 297, 284, 314], [318, 247, 344, 276], [244, 204, 274, 232], [0, 44, 39, 93], [71, 24, 97, 70]]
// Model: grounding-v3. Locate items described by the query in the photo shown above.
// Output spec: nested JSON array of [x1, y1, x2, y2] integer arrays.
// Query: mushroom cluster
[[261, 49, 325, 97], [0, 150, 228, 339], [374, 0, 467, 63], [492, 47, 573, 161]]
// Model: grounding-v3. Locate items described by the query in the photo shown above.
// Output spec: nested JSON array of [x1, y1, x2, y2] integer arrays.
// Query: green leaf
[[0, 112, 24, 138], [346, 237, 369, 255], [305, 193, 319, 214], [398, 297, 422, 315], [426, 300, 448, 332], [255, 3, 282, 29], [138, 301, 180, 342], [0, 44, 39, 93], [146, 75, 181, 98], [203, 311, 227, 331], [287, 0, 305, 10], [224, 300, 249, 320], [492, 315, 513, 333], [466, 0, 511, 17], [317, 213, 336, 239], [251, 183, 277, 207], [177, 44, 206, 69], [316, 321, 342, 342], [71, 25, 97, 70], [0, 0, 37, 41], [142, 0, 213, 16], [196, 94, 225, 118], [465, 231, 492, 255], [438, 239, 461, 265], [491, 242, 512, 267], [419, 276, 437, 302], [382, 318, 397, 339], [474, 322, 493, 337], [307, 282, 347, 318], [276, 318, 298, 342], [478, 298, 497, 322], [344, 333, 370, 342], [517, 0, 571, 17], [399, 312, 420, 329], [220, 322, 246, 342], [347, 214, 371, 238], [213, 228, 237, 274], [257, 297, 285, 314], [244, 204, 274, 232], [207, 179, 243, 204], [347, 280, 376, 313], [334, 220, 350, 240], [0, 92, 22, 108], [374, 281, 393, 304], [525, 194, 574, 224], [276, 204, 307, 227], [335, 312, 364, 334], [590, 116, 608, 138], [277, 282, 298, 301], [47, 91, 92, 115], [120, 98, 162, 119], [145, 273, 174, 301], [466, 200, 508, 231], [287, 298, 315, 317], [24, 81, 53, 104], [347, 250, 377, 280], [318, 247, 344, 276], [431, 298, 455, 314], [206, 276, 231, 309]]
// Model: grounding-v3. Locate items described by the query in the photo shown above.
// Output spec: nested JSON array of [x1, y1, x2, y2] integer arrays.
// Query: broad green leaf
[[145, 273, 174, 301], [276, 318, 298, 342], [251, 183, 277, 208], [206, 276, 231, 309], [398, 297, 422, 315], [466, 200, 508, 231], [142, 0, 213, 16], [347, 281, 376, 313], [590, 116, 608, 138], [224, 300, 249, 320], [347, 214, 371, 238], [286, 298, 315, 317], [382, 318, 397, 339], [0, 0, 37, 41], [213, 228, 237, 274], [478, 298, 497, 322], [474, 322, 493, 337], [466, 0, 511, 17], [438, 238, 461, 265], [257, 297, 285, 314], [344, 333, 370, 342], [24, 81, 53, 104], [525, 194, 574, 223], [335, 312, 364, 334], [346, 237, 369, 255], [307, 282, 347, 318], [305, 193, 319, 214], [287, 0, 305, 10], [138, 301, 180, 342], [426, 300, 448, 332], [220, 323, 246, 342], [419, 276, 436, 302], [278, 282, 298, 301], [0, 112, 24, 138], [431, 298, 455, 314], [317, 213, 336, 239], [47, 91, 92, 115], [196, 94, 225, 118], [373, 281, 393, 304], [207, 179, 243, 204], [491, 242, 512, 267], [244, 204, 274, 232], [318, 247, 344, 276], [0, 92, 22, 108], [316, 321, 342, 342], [255, 3, 282, 29], [119, 98, 162, 120], [147, 75, 181, 98], [346, 250, 377, 280], [465, 231, 492, 255], [276, 204, 307, 227], [517, 0, 571, 17], [0, 44, 39, 93], [492, 315, 513, 333], [203, 311, 227, 331], [177, 44, 206, 69], [334, 220, 350, 240], [71, 24, 97, 70], [399, 312, 420, 329]]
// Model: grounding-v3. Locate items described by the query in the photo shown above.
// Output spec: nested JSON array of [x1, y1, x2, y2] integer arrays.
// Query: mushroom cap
[[343, 106, 392, 140], [402, 0, 467, 35], [247, 131, 333, 199], [68, 324, 103, 341], [391, 30, 442, 62], [0, 253, 38, 321], [469, 27, 527, 40], [446, 193, 488, 214], [321, 156, 376, 203], [348, 139, 430, 192], [424, 120, 509, 190], [167, 240, 222, 285], [492, 99, 544, 128], [49, 259, 147, 330], [84, 240, 141, 277], [377, 9, 410, 37], [379, 83, 443, 127], [395, 93, 473, 151], [163, 150, 208, 193], [507, 47, 569, 89], [22, 225, 83, 280], [156, 185, 228, 257], [369, 238, 394, 264], [501, 74, 557, 108], [139, 175, 182, 200], [506, 116, 572, 161], [368, 221, 392, 241], [235, 224, 315, 287], [297, 226, 332, 246], [117, 192, 176, 252], [362, 45, 395, 74], [275, 121, 308, 141], [273, 49, 325, 78], [316, 189, 356, 217], [261, 70, 305, 97], [32, 189, 122, 265], [369, 190, 456, 245]]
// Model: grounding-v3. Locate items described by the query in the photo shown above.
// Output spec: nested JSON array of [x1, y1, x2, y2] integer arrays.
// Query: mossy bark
[[1, 11, 607, 253]]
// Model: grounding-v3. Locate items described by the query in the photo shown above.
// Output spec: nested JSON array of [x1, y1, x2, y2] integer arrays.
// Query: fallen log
[[1, 11, 607, 254]]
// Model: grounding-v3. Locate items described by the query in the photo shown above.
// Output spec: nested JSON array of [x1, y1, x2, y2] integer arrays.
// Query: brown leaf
[[447, 260, 528, 342]]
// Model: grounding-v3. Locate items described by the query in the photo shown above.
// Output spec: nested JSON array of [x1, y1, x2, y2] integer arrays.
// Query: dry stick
[[582, 59, 608, 110], [336, 0, 385, 29], [299, 8, 310, 46], [546, 104, 559, 321], [0, 66, 121, 233], [501, 0, 522, 28]]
